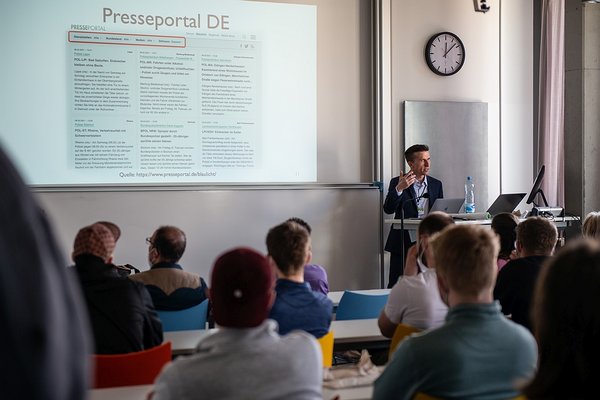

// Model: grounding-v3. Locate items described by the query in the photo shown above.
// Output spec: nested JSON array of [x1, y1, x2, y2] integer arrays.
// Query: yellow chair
[[317, 331, 334, 367], [389, 323, 421, 358]]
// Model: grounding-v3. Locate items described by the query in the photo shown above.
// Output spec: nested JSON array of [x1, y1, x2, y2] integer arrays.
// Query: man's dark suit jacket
[[383, 175, 444, 254]]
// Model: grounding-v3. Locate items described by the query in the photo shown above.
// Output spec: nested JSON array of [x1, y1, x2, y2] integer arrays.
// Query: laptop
[[486, 193, 526, 216], [429, 198, 465, 214]]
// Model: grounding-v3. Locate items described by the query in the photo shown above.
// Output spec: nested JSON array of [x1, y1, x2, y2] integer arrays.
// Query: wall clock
[[424, 32, 465, 76]]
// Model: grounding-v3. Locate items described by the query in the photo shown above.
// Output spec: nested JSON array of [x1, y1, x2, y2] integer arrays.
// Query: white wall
[[501, 0, 534, 194], [379, 0, 534, 285], [385, 0, 534, 204], [37, 187, 381, 291]]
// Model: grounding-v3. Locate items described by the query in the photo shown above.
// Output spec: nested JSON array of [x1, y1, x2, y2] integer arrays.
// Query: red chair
[[92, 341, 172, 388]]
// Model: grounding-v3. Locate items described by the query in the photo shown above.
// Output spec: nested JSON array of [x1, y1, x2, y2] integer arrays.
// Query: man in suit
[[384, 144, 443, 287]]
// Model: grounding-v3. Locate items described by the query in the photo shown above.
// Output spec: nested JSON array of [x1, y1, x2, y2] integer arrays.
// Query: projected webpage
[[0, 1, 316, 185]]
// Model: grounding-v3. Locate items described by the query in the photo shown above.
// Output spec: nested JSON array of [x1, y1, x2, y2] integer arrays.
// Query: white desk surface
[[167, 318, 385, 355], [385, 215, 577, 229], [328, 289, 391, 307], [164, 329, 216, 356], [88, 384, 152, 400], [89, 384, 373, 400], [331, 318, 386, 344]]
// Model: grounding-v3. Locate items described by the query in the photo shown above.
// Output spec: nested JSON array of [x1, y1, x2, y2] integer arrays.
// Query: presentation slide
[[0, 1, 317, 185]]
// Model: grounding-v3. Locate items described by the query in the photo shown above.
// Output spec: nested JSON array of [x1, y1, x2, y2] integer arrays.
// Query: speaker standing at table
[[384, 144, 443, 288]]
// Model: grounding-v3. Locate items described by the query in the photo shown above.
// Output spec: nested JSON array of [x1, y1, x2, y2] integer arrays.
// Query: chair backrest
[[316, 331, 334, 367], [93, 341, 172, 388], [157, 299, 209, 331], [335, 290, 389, 321], [413, 393, 440, 400], [389, 323, 421, 358]]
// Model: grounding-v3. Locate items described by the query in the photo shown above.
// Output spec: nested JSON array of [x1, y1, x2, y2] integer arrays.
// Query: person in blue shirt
[[266, 221, 333, 338]]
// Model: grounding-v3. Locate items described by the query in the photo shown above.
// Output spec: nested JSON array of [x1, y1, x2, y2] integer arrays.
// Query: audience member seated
[[374, 225, 537, 400], [582, 211, 600, 240], [0, 146, 90, 400], [95, 220, 140, 276], [71, 223, 163, 354], [267, 221, 333, 337], [130, 226, 208, 310], [494, 216, 557, 331], [523, 239, 600, 399], [491, 212, 519, 271], [378, 212, 453, 338], [287, 217, 329, 294], [153, 247, 323, 400]]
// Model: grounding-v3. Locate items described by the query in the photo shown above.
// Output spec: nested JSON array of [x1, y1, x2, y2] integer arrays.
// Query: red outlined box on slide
[[68, 31, 186, 48]]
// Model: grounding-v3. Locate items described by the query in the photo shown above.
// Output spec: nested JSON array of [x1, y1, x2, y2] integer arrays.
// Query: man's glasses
[[145, 237, 154, 246]]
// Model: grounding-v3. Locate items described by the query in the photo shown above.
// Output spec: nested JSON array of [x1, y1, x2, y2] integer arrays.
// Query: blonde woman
[[582, 211, 600, 240]]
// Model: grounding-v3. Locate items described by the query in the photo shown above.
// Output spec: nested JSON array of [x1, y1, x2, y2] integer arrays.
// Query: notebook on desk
[[486, 193, 526, 216], [429, 198, 465, 214]]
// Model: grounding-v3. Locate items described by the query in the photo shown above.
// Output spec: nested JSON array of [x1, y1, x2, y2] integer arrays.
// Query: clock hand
[[444, 42, 447, 58], [444, 43, 457, 58]]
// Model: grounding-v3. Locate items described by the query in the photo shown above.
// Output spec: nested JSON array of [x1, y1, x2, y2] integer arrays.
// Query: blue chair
[[157, 299, 209, 331], [335, 290, 389, 321]]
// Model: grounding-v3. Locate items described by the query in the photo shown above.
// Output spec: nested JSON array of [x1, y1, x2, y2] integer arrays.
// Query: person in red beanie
[[153, 247, 323, 400]]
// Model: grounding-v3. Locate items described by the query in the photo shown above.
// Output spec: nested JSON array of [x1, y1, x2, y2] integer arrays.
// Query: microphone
[[397, 186, 429, 280]]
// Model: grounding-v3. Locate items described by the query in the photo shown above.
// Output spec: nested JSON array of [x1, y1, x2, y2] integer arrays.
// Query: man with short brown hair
[[494, 216, 557, 331], [266, 221, 332, 337], [374, 225, 537, 400]]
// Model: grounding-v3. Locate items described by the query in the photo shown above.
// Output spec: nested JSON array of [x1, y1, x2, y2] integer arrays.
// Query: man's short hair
[[430, 225, 499, 296], [404, 144, 429, 162], [418, 211, 454, 236], [286, 217, 312, 234], [266, 221, 310, 275], [153, 226, 186, 263], [210, 247, 274, 328], [516, 217, 557, 255]]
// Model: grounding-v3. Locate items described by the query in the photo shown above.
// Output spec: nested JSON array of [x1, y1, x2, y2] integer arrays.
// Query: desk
[[331, 318, 386, 344], [88, 384, 152, 400], [386, 216, 578, 232], [328, 289, 391, 307], [164, 329, 216, 356], [323, 385, 373, 400], [89, 384, 373, 400], [167, 319, 386, 356], [331, 318, 388, 352]]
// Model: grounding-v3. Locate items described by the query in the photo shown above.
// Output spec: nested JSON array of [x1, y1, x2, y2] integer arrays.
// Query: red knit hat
[[210, 247, 274, 328], [72, 223, 115, 262]]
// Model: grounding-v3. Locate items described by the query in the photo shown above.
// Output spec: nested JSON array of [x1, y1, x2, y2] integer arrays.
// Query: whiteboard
[[405, 101, 488, 212]]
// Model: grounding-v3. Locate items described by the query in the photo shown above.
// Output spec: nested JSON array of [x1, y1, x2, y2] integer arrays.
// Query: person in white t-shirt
[[378, 212, 454, 337]]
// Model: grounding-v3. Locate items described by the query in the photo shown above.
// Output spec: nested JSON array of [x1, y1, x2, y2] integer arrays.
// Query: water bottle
[[465, 176, 475, 213]]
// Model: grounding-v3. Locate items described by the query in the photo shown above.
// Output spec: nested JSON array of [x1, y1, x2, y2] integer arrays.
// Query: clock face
[[425, 32, 465, 76]]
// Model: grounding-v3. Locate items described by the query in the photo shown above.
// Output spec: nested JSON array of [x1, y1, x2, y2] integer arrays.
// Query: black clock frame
[[424, 32, 466, 76]]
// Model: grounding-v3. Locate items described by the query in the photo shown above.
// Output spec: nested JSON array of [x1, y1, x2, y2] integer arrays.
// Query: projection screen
[[0, 0, 318, 186]]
